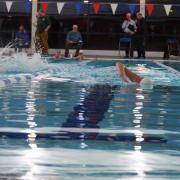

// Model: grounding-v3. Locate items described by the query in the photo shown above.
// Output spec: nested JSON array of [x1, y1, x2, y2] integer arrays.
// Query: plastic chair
[[168, 39, 180, 57], [15, 39, 30, 53], [118, 37, 131, 57]]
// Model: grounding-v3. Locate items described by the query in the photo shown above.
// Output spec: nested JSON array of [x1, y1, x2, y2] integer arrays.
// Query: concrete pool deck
[[49, 49, 180, 61], [0, 48, 180, 61]]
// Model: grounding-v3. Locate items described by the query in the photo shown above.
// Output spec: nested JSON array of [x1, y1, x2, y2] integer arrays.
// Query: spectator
[[64, 25, 83, 58], [15, 25, 29, 52], [135, 12, 146, 58], [36, 9, 51, 55], [122, 12, 137, 58]]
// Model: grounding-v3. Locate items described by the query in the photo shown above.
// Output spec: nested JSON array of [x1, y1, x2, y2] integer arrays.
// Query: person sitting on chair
[[122, 13, 137, 58], [116, 63, 153, 89], [64, 25, 83, 58], [15, 25, 29, 52]]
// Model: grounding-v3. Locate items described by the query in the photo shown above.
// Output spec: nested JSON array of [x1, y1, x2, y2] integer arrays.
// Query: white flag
[[164, 5, 172, 16], [140, 0, 145, 17], [6, 1, 13, 13], [111, 3, 118, 15], [57, 2, 64, 14]]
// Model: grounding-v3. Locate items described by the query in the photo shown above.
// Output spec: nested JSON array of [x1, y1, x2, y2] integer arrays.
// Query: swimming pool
[[0, 55, 180, 179]]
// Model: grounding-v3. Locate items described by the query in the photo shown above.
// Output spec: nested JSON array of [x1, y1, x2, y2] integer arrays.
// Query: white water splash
[[0, 40, 16, 57], [0, 52, 48, 73]]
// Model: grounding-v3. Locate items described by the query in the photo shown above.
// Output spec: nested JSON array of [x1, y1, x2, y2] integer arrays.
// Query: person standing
[[36, 9, 51, 55], [135, 12, 146, 58], [122, 12, 137, 58], [64, 25, 83, 58]]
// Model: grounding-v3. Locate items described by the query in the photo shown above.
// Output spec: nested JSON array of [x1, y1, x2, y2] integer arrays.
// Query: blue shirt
[[16, 31, 29, 43], [66, 31, 82, 42]]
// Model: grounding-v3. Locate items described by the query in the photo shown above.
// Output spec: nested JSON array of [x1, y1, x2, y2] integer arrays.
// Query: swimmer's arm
[[124, 67, 143, 83], [116, 63, 128, 82]]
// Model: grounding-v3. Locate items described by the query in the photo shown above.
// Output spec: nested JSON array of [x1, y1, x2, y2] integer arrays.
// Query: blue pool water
[[0, 56, 180, 179]]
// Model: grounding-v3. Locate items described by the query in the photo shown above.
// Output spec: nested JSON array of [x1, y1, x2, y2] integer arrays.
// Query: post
[[140, 0, 146, 17], [31, 0, 38, 51]]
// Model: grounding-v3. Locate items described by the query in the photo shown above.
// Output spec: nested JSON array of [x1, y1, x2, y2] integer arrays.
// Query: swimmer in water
[[116, 63, 153, 89]]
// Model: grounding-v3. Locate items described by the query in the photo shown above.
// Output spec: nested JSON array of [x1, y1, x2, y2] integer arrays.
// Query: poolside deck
[[0, 48, 180, 61], [49, 49, 180, 61]]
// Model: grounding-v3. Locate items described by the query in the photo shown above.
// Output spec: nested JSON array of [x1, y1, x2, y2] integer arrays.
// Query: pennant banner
[[57, 2, 64, 14], [146, 4, 154, 16], [6, 1, 13, 13], [164, 5, 172, 16], [24, 0, 31, 12], [93, 3, 100, 14], [111, 3, 118, 15], [75, 2, 82, 14], [128, 4, 137, 14], [40, 2, 48, 13], [1, 1, 176, 16]]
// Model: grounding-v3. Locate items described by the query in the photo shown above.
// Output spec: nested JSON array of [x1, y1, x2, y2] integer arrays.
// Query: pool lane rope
[[153, 60, 180, 77], [0, 72, 42, 88], [0, 59, 94, 89], [0, 66, 53, 88], [0, 66, 73, 89]]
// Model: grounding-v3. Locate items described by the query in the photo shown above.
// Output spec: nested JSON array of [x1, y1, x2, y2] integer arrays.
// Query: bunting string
[[1, 1, 178, 17]]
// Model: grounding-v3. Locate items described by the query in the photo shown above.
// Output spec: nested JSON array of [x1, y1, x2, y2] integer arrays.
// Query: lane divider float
[[153, 61, 180, 77], [0, 66, 71, 89]]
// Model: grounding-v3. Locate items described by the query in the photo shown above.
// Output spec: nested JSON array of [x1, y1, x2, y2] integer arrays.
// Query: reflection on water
[[133, 87, 145, 177], [62, 85, 114, 141], [0, 60, 180, 179]]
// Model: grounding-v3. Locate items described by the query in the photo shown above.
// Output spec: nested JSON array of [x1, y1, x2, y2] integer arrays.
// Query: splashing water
[[0, 52, 48, 73], [0, 48, 180, 88], [0, 40, 17, 57], [47, 62, 180, 87]]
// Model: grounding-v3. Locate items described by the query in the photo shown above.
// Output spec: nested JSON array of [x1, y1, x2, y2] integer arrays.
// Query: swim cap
[[140, 78, 153, 90]]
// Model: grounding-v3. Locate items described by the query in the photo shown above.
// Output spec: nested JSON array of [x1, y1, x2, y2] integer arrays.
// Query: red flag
[[40, 2, 48, 13], [146, 4, 154, 16], [93, 3, 100, 14]]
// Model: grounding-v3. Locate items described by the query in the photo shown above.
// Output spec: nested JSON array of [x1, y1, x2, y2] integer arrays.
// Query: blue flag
[[75, 2, 82, 14], [24, 0, 31, 12], [128, 4, 136, 14]]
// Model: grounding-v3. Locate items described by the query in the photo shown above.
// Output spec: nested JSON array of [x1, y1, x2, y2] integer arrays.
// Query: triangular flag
[[146, 4, 154, 16], [164, 5, 172, 16], [24, 0, 31, 12], [92, 3, 100, 14], [128, 4, 137, 14], [6, 1, 13, 13], [111, 3, 118, 15], [40, 2, 48, 13], [75, 2, 82, 14], [57, 2, 64, 14]]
